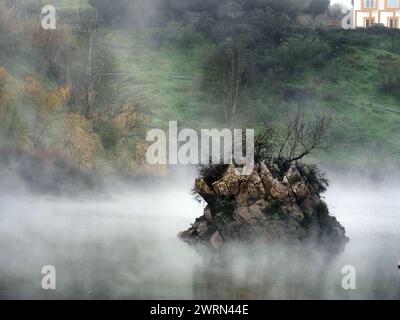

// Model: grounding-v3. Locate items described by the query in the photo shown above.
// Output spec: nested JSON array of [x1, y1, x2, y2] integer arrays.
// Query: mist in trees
[[0, 1, 154, 178], [3, 0, 392, 179]]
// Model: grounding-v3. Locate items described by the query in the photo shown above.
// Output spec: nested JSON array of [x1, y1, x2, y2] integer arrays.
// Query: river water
[[0, 175, 399, 299]]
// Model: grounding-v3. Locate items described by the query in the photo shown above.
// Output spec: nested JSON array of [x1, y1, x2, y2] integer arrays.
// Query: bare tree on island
[[182, 110, 346, 253], [251, 110, 331, 168], [275, 111, 331, 170]]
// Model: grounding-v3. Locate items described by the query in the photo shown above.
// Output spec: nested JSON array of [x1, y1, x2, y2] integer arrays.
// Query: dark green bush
[[381, 63, 400, 97], [269, 35, 332, 75], [164, 21, 204, 49], [97, 120, 120, 151]]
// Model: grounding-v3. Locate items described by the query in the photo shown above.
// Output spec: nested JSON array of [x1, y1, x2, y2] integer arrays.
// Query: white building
[[353, 0, 400, 28]]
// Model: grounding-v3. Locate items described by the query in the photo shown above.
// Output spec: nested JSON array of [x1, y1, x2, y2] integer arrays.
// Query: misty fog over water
[[0, 172, 399, 300]]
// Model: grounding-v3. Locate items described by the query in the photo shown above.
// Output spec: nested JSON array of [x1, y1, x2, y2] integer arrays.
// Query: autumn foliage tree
[[0, 4, 164, 177], [29, 22, 74, 90], [22, 76, 70, 148], [0, 66, 12, 119], [93, 99, 149, 152], [64, 113, 101, 171], [0, 66, 30, 146]]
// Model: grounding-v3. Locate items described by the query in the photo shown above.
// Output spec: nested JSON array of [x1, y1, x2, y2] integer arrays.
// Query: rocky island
[[179, 161, 349, 254]]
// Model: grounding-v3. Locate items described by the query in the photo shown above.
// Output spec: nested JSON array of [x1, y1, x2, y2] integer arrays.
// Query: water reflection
[[0, 180, 399, 299]]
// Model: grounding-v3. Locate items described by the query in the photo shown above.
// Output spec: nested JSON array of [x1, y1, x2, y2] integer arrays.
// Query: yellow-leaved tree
[[22, 76, 70, 148], [0, 66, 12, 120], [64, 113, 101, 171], [91, 98, 165, 175], [113, 100, 166, 176]]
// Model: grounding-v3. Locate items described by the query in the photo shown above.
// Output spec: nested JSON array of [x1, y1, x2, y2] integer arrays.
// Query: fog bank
[[0, 173, 399, 299]]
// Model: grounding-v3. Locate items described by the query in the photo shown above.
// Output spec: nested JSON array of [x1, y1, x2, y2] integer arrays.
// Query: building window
[[388, 17, 399, 28], [387, 0, 400, 8], [364, 17, 376, 27], [364, 0, 376, 8]]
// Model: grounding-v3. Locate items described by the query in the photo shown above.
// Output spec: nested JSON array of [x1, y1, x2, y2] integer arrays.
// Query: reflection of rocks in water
[[180, 161, 349, 254], [192, 244, 335, 300]]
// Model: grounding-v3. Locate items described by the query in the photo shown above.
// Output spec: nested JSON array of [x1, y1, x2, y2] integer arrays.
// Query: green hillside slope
[[103, 29, 400, 166]]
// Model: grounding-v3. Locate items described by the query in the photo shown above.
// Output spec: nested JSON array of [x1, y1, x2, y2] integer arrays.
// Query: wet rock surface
[[179, 161, 349, 254]]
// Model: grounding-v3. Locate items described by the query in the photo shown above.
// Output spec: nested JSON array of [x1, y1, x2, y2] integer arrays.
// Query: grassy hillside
[[103, 30, 214, 128], [101, 29, 400, 167]]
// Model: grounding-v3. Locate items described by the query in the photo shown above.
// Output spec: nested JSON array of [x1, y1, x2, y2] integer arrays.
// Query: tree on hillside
[[64, 113, 101, 170], [22, 77, 70, 149], [29, 21, 74, 97], [77, 12, 114, 119], [0, 66, 12, 118], [0, 66, 28, 145], [28, 13, 114, 118], [203, 42, 253, 127]]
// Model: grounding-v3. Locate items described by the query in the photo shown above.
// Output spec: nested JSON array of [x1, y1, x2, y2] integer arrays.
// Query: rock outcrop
[[179, 161, 349, 254]]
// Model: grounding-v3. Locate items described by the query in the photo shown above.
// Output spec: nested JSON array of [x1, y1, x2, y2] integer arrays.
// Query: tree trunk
[[85, 30, 96, 118]]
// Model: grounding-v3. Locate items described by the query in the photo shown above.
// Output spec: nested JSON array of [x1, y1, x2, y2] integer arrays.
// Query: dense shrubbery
[[85, 0, 354, 97], [164, 21, 204, 49], [381, 61, 400, 97], [268, 35, 331, 75], [155, 0, 334, 124]]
